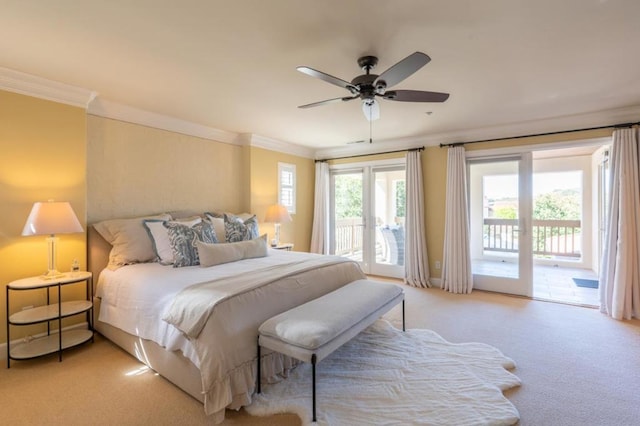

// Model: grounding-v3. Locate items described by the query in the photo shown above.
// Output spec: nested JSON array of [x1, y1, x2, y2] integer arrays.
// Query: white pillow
[[208, 216, 225, 242], [197, 234, 268, 267], [144, 217, 202, 264], [94, 213, 172, 269]]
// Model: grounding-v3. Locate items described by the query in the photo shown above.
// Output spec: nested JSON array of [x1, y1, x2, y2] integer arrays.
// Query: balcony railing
[[484, 218, 581, 258], [335, 218, 364, 256], [336, 217, 582, 259]]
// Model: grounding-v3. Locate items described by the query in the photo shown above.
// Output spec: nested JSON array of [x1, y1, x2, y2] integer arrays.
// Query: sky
[[483, 171, 582, 199]]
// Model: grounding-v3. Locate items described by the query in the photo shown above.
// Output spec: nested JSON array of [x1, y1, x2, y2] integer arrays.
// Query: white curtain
[[599, 128, 640, 320], [404, 150, 430, 287], [441, 146, 473, 294], [310, 161, 330, 254]]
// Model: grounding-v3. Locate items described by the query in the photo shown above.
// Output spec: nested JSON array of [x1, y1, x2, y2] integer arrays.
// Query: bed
[[88, 221, 365, 424]]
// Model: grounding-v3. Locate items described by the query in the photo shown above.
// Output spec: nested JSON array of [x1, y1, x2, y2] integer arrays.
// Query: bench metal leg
[[402, 298, 406, 332], [257, 337, 261, 394], [312, 354, 317, 422]]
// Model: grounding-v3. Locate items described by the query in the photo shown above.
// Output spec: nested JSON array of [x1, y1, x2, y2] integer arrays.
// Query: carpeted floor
[[1, 284, 639, 425]]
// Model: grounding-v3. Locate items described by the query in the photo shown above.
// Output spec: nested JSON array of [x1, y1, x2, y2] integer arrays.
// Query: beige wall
[[248, 147, 315, 252], [0, 90, 87, 344], [423, 146, 448, 277], [86, 118, 315, 252], [87, 116, 245, 222]]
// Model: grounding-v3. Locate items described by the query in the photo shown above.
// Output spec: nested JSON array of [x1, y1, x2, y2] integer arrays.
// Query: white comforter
[[96, 249, 365, 421]]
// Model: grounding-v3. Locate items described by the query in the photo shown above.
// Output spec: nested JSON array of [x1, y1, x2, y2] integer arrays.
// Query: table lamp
[[22, 200, 84, 279], [264, 204, 292, 246]]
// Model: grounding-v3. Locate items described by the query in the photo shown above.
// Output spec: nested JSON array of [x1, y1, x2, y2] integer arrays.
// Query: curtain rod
[[315, 146, 424, 163], [438, 121, 640, 148]]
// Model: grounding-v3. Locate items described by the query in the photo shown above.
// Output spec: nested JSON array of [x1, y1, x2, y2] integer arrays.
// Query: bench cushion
[[259, 279, 403, 362]]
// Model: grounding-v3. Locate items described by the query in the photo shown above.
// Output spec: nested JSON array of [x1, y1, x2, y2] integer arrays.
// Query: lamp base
[[273, 223, 281, 247], [41, 269, 64, 280], [42, 235, 63, 280]]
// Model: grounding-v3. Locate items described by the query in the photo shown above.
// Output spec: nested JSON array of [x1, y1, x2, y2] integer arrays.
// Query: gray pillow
[[143, 217, 202, 265], [197, 234, 268, 267], [164, 220, 218, 267], [224, 214, 259, 242]]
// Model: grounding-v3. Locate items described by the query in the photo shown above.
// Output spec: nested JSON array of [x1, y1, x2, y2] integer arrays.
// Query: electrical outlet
[[435, 261, 441, 270]]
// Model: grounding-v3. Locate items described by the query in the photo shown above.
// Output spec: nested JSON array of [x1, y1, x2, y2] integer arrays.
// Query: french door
[[468, 154, 533, 296], [329, 160, 406, 278]]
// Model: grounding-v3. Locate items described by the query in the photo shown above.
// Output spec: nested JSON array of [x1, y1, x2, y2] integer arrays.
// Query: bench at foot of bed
[[256, 279, 405, 422]]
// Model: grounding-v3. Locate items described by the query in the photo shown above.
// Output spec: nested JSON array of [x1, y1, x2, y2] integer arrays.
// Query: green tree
[[494, 205, 517, 219], [533, 190, 580, 220], [335, 175, 362, 219], [395, 180, 406, 218], [532, 189, 581, 256]]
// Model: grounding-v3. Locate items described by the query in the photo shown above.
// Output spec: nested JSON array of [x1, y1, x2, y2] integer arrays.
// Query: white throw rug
[[247, 320, 521, 425]]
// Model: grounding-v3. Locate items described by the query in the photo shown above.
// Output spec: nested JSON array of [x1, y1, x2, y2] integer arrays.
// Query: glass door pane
[[468, 156, 532, 296], [371, 166, 405, 278], [331, 171, 364, 264]]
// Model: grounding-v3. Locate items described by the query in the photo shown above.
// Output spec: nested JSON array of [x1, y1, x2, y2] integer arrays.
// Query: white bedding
[[97, 249, 333, 365], [96, 248, 366, 421]]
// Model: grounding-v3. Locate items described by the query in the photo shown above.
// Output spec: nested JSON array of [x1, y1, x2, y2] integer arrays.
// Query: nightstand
[[6, 271, 94, 368], [272, 243, 294, 251]]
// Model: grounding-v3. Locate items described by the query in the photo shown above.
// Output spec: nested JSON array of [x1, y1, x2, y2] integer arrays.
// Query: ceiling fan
[[297, 52, 449, 121]]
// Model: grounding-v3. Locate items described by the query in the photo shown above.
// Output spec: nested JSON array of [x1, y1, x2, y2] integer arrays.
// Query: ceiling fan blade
[[375, 52, 431, 88], [382, 90, 449, 103], [298, 96, 358, 109], [362, 99, 380, 121], [297, 66, 357, 92]]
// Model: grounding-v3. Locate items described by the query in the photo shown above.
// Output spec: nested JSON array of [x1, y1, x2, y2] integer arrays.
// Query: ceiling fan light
[[362, 99, 380, 121]]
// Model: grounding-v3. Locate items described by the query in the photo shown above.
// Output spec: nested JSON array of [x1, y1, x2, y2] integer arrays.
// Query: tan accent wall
[[0, 90, 87, 344], [423, 146, 448, 277], [248, 147, 315, 252], [87, 116, 245, 223]]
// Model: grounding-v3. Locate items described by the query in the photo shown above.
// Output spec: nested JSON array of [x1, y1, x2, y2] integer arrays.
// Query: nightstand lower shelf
[[9, 301, 93, 325], [9, 329, 93, 360]]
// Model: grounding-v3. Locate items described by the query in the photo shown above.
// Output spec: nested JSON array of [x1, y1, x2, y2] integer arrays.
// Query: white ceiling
[[2, 0, 640, 152]]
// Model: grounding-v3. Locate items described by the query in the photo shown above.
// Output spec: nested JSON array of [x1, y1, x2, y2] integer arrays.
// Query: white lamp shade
[[22, 201, 84, 236], [264, 204, 292, 224]]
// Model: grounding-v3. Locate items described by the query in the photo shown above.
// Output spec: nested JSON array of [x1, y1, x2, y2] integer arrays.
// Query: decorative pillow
[[143, 217, 202, 265], [203, 213, 226, 242], [93, 213, 172, 269], [197, 234, 268, 267], [164, 220, 218, 267], [224, 214, 260, 242]]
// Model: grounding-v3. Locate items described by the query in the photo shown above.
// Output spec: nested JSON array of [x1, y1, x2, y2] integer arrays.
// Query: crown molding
[[248, 134, 316, 159], [315, 105, 640, 159], [88, 98, 239, 144], [0, 66, 97, 108], [441, 104, 640, 147], [87, 99, 315, 157]]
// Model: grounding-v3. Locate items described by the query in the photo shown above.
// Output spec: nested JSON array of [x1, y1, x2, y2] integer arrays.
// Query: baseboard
[[429, 278, 442, 288], [0, 322, 89, 362]]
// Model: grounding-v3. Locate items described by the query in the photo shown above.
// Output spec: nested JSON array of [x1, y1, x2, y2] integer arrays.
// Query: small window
[[278, 162, 296, 214]]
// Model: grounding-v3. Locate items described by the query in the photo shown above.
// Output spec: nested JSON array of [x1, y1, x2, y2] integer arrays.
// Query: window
[[278, 162, 296, 214]]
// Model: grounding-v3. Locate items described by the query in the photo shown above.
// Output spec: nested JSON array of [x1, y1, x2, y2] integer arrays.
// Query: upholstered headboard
[[88, 225, 111, 293]]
